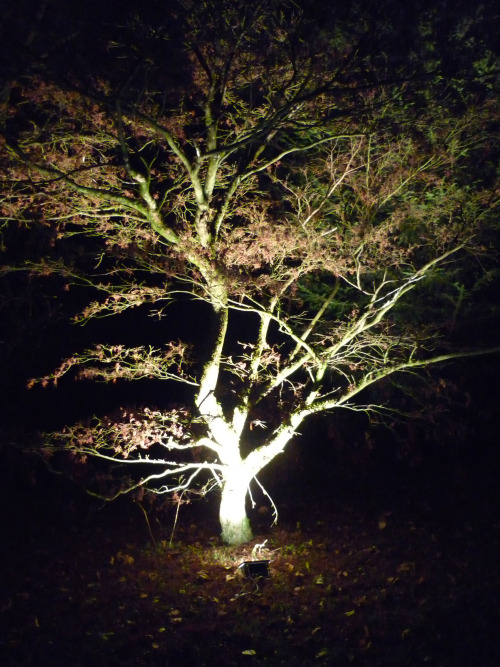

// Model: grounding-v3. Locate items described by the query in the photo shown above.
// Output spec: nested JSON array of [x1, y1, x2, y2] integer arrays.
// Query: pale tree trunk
[[219, 465, 253, 545], [217, 423, 302, 545]]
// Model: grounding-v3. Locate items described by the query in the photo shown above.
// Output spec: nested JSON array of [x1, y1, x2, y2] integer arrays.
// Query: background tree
[[1, 0, 499, 544]]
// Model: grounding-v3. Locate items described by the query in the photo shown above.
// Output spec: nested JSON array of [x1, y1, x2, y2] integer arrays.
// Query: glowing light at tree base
[[219, 469, 253, 545]]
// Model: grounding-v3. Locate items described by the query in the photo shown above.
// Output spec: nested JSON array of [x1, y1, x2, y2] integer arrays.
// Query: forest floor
[[1, 471, 500, 667]]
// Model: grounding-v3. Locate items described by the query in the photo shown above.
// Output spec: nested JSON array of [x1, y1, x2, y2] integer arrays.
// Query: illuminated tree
[[1, 0, 499, 544]]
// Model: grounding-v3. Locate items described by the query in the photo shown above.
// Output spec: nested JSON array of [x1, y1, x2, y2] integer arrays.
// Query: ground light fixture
[[237, 560, 270, 578]]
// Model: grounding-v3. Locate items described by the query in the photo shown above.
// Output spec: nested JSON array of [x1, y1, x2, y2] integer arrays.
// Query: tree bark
[[219, 466, 253, 545]]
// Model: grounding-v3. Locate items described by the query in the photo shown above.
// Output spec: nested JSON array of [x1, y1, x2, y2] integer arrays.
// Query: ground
[[1, 457, 499, 667]]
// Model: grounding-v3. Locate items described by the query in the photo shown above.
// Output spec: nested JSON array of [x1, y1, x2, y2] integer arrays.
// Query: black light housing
[[237, 560, 270, 578]]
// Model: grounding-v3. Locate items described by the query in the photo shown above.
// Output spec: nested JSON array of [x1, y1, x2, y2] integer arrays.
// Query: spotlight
[[237, 560, 270, 578]]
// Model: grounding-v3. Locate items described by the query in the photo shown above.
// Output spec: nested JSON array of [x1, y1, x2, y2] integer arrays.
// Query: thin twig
[[169, 490, 185, 548], [135, 500, 157, 548]]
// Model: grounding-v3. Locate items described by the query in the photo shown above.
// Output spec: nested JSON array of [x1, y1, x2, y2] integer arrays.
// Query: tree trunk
[[219, 467, 253, 545]]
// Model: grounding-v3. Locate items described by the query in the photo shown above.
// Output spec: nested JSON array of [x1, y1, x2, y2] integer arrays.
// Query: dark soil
[[1, 463, 499, 667]]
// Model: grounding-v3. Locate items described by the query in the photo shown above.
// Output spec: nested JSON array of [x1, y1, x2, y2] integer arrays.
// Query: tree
[[1, 0, 500, 544]]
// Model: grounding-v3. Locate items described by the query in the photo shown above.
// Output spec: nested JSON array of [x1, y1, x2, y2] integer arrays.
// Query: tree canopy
[[1, 0, 500, 543]]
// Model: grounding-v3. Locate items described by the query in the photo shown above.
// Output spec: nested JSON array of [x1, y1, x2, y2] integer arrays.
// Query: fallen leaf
[[116, 552, 135, 565], [397, 562, 415, 573]]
